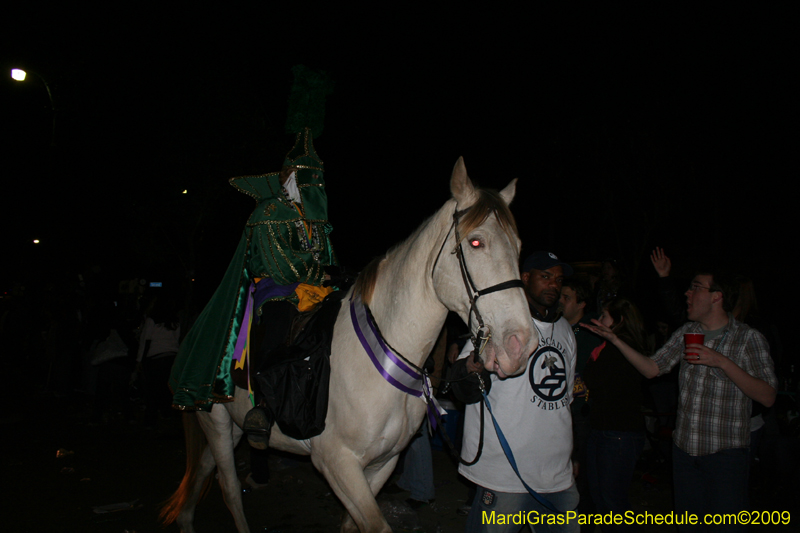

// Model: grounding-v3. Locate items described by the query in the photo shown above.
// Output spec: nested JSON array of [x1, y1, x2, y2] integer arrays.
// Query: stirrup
[[243, 407, 270, 450]]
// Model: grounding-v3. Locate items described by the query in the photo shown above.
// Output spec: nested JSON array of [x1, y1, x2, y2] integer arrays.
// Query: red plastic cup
[[684, 333, 705, 356]]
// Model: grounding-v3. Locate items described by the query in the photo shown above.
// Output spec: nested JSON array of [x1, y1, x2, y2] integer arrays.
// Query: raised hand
[[650, 247, 672, 278]]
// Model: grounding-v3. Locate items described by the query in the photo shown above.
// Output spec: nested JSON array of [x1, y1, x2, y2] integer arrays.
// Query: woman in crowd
[[582, 297, 648, 531]]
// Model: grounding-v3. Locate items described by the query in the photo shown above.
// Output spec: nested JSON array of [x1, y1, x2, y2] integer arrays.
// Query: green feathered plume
[[285, 65, 334, 138]]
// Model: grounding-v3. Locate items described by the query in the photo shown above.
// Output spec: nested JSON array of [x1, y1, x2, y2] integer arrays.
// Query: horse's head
[[434, 158, 538, 378]]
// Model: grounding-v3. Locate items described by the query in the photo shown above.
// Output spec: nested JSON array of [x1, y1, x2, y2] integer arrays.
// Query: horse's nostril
[[505, 334, 521, 359]]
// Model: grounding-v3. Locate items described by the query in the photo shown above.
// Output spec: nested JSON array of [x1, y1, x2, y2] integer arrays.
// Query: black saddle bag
[[254, 291, 345, 440]]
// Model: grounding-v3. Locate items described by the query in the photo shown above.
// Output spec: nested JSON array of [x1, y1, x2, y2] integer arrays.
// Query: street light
[[10, 68, 57, 146]]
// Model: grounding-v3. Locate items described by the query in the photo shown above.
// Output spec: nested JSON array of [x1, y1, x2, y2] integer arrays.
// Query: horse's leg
[[231, 415, 244, 444], [196, 405, 251, 533], [161, 412, 217, 533], [175, 445, 217, 533], [365, 455, 400, 496], [314, 450, 395, 533], [338, 455, 400, 533]]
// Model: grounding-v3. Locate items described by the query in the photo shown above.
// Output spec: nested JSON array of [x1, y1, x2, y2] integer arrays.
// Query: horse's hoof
[[243, 407, 270, 450], [244, 472, 269, 489]]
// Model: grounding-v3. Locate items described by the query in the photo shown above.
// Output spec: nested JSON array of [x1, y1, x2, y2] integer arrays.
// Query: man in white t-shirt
[[449, 251, 578, 532]]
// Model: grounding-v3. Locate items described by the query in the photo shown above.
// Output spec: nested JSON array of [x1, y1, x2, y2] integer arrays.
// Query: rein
[[425, 369, 487, 467], [427, 205, 525, 468], [427, 207, 557, 511], [427, 368, 559, 512]]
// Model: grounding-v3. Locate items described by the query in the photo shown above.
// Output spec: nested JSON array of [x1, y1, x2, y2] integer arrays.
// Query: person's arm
[[651, 247, 686, 327], [446, 339, 492, 403], [720, 360, 776, 407], [685, 337, 777, 407], [580, 320, 660, 378]]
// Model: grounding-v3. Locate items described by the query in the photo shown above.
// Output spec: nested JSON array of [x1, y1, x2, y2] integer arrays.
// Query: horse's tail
[[158, 411, 212, 526]]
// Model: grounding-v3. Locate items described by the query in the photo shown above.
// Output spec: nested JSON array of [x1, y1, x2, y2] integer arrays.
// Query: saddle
[[238, 291, 345, 440]]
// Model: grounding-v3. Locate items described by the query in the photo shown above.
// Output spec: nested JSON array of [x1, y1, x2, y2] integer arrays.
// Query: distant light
[[11, 69, 27, 81], [33, 239, 40, 244], [182, 189, 188, 194]]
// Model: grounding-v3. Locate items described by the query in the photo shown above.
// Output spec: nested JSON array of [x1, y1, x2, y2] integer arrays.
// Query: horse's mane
[[352, 187, 518, 307], [457, 188, 519, 245], [353, 256, 384, 306]]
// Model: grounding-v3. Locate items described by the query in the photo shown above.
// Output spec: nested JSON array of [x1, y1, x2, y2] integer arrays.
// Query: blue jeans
[[465, 483, 579, 533], [397, 427, 435, 502], [586, 430, 645, 532], [672, 443, 749, 533]]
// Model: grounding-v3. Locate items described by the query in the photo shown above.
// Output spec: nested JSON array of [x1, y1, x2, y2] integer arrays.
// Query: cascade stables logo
[[529, 336, 570, 410]]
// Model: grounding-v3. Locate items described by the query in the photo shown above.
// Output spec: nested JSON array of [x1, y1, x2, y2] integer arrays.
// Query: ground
[[2, 391, 797, 532]]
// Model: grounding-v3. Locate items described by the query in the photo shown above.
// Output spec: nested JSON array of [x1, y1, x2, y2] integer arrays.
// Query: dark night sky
[[1, 7, 793, 322]]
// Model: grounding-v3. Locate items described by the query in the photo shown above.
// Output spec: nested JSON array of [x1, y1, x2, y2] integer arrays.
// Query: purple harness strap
[[350, 295, 445, 430]]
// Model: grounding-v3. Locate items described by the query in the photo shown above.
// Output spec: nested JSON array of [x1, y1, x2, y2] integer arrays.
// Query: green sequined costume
[[169, 129, 336, 411]]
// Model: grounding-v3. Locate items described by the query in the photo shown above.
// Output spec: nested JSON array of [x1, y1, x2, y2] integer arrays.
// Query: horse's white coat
[[166, 159, 537, 532]]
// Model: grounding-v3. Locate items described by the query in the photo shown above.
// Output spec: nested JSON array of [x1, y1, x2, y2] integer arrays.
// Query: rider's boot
[[244, 406, 271, 449]]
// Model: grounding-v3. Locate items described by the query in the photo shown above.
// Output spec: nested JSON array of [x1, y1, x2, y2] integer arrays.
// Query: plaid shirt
[[652, 316, 777, 456]]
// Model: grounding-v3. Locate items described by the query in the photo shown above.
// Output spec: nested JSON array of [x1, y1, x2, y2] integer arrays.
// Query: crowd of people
[[1, 209, 794, 533], [372, 243, 791, 533], [0, 240, 793, 532], [432, 247, 786, 533]]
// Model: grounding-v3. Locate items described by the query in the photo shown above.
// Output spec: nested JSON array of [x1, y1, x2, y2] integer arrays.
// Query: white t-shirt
[[458, 316, 576, 493], [137, 317, 181, 362]]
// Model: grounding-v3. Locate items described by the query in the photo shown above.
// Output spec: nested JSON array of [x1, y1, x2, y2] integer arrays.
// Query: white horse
[[160, 158, 538, 532]]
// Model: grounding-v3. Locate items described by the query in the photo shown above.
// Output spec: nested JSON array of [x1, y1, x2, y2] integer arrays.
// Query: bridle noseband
[[432, 207, 525, 357]]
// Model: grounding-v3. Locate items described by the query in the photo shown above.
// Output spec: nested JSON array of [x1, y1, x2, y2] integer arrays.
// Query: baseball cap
[[521, 251, 574, 276]]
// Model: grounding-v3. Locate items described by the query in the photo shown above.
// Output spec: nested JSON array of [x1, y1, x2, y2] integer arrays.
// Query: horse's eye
[[470, 239, 482, 248]]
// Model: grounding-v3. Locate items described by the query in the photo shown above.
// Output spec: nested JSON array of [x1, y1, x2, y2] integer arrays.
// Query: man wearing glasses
[[583, 270, 776, 532]]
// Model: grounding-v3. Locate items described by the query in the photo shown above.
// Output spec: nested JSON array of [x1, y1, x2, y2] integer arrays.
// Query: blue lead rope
[[482, 391, 559, 513]]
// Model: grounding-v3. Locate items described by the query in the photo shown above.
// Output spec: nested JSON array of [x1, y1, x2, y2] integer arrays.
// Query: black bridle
[[432, 206, 525, 358], [428, 205, 526, 466]]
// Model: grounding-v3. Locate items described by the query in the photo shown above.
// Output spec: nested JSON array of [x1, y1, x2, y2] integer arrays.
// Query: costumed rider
[[169, 126, 337, 438], [238, 129, 339, 447]]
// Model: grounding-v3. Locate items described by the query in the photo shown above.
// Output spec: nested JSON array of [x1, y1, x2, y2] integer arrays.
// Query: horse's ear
[[499, 178, 517, 206], [450, 157, 478, 205]]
